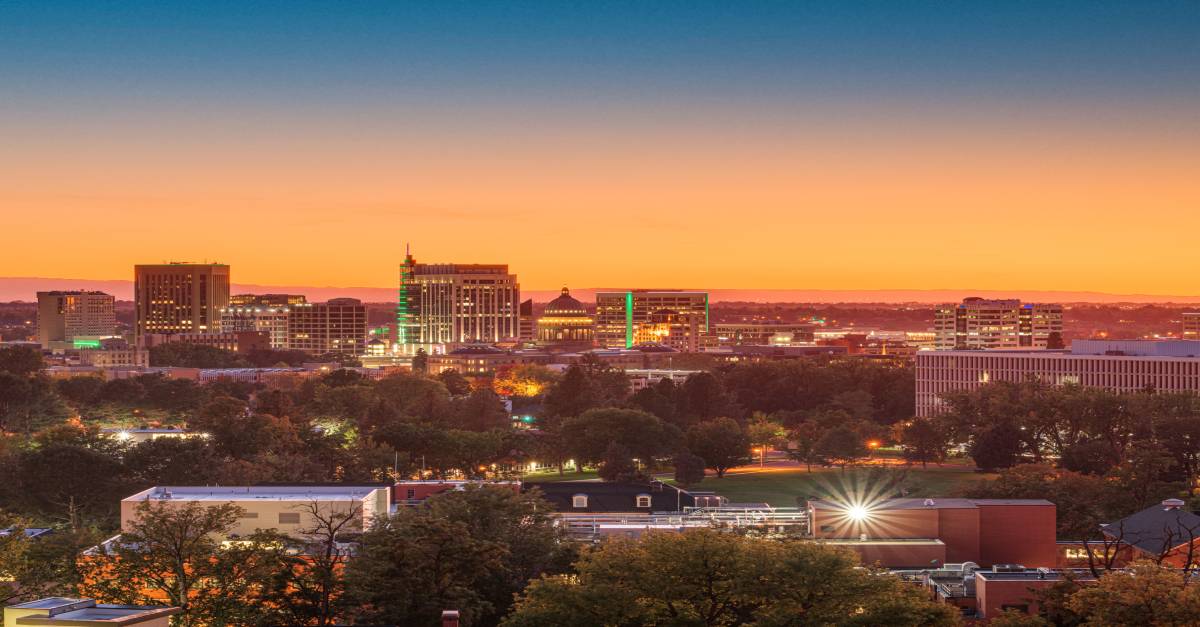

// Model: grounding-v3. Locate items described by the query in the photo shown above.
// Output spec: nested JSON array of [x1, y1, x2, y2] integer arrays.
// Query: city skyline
[[2, 2, 1198, 294]]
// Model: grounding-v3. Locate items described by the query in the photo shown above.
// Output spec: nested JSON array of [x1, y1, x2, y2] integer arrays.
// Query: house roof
[[1103, 501, 1200, 554], [525, 480, 694, 513]]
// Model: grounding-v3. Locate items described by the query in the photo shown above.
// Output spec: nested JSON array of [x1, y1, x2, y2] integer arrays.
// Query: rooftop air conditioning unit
[[993, 564, 1026, 572]]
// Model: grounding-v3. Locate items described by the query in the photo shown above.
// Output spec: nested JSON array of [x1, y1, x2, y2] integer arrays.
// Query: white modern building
[[916, 340, 1200, 416], [933, 298, 1063, 350], [397, 251, 520, 349]]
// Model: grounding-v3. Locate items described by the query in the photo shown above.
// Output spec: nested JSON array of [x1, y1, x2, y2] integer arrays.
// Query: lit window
[[572, 495, 588, 509], [636, 494, 652, 508]]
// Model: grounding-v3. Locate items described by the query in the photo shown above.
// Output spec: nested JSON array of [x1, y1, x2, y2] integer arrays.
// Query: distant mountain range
[[3, 277, 1200, 305]]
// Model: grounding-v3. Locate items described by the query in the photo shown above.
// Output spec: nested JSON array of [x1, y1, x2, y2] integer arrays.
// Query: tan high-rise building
[[287, 298, 367, 355], [594, 290, 709, 349], [397, 252, 520, 349], [1184, 312, 1200, 341], [134, 263, 230, 343], [36, 291, 116, 348], [933, 298, 1063, 350]]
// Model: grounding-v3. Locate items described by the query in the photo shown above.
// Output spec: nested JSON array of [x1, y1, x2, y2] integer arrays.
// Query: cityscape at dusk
[[2, 3, 1200, 626]]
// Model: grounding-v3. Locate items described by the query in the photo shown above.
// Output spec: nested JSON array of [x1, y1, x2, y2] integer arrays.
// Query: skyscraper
[[134, 263, 230, 343], [933, 298, 1063, 350], [594, 290, 709, 349], [397, 251, 520, 349], [36, 291, 116, 348]]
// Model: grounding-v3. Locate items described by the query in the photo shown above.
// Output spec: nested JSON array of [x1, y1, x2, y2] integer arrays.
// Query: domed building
[[537, 287, 595, 350]]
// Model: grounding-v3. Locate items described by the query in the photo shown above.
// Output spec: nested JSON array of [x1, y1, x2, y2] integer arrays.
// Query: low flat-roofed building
[[5, 597, 179, 627], [808, 497, 1057, 567], [973, 568, 1097, 620], [393, 480, 521, 506], [100, 427, 201, 445], [917, 340, 1200, 416], [121, 485, 391, 538]]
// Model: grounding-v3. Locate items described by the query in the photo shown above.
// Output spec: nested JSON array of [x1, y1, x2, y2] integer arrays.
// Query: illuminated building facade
[[134, 263, 230, 343], [916, 340, 1200, 416], [219, 305, 292, 349], [933, 298, 1062, 350], [594, 290, 709, 349], [287, 298, 367, 355], [536, 287, 594, 350], [707, 322, 815, 346], [1184, 312, 1200, 340], [632, 309, 704, 352], [397, 252, 520, 349], [36, 291, 116, 348], [229, 293, 306, 307]]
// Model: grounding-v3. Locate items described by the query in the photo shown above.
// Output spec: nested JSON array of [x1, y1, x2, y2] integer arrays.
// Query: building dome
[[537, 287, 595, 350], [544, 287, 588, 316]]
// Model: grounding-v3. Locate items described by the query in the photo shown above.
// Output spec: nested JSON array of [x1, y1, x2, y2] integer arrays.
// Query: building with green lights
[[594, 290, 709, 350], [36, 290, 116, 349], [396, 252, 520, 350]]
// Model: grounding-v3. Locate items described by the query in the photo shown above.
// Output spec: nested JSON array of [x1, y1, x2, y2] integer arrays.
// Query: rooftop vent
[[1163, 498, 1186, 510], [924, 499, 936, 507]]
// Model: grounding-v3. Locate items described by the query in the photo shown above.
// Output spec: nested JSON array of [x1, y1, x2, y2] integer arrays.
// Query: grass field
[[521, 460, 996, 508], [688, 464, 996, 508]]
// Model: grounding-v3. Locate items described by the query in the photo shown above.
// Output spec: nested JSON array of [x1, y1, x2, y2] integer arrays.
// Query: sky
[[1, 1, 1198, 295]]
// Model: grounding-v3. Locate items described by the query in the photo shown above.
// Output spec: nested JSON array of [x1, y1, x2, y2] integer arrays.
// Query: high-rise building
[[219, 305, 293, 349], [287, 298, 366, 355], [134, 263, 230, 343], [594, 290, 709, 349], [1184, 312, 1200, 341], [397, 251, 520, 349], [518, 299, 535, 342], [933, 298, 1063, 350], [36, 291, 116, 348]]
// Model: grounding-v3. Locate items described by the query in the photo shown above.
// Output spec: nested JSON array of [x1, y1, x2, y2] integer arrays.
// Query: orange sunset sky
[[1, 3, 1197, 296]]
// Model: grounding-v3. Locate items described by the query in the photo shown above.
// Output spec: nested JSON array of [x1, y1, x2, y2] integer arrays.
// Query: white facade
[[916, 341, 1200, 417], [220, 305, 291, 349], [400, 260, 520, 348], [933, 298, 1062, 350]]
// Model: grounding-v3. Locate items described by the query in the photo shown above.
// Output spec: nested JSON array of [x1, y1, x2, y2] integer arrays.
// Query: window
[[278, 513, 301, 525], [636, 494, 652, 508], [406, 489, 416, 499], [572, 495, 588, 509], [240, 512, 259, 519]]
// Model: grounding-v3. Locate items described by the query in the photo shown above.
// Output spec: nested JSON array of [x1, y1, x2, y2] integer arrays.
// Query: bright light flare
[[846, 504, 870, 521]]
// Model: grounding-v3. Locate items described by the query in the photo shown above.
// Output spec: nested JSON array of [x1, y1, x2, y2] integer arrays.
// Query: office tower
[[287, 298, 366, 355], [36, 291, 116, 348], [594, 290, 709, 349], [1184, 312, 1200, 340], [933, 298, 1063, 350], [536, 287, 594, 350], [134, 263, 230, 343], [397, 251, 520, 348], [219, 304, 293, 349], [519, 299, 535, 342], [229, 294, 306, 307]]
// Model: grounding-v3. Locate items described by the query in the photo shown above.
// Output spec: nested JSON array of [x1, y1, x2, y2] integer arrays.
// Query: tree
[[747, 412, 786, 466], [786, 420, 826, 471], [962, 464, 1129, 540], [0, 346, 43, 377], [686, 418, 750, 478], [815, 425, 867, 470], [264, 500, 362, 627], [561, 408, 677, 469], [411, 348, 428, 374], [437, 369, 473, 396], [341, 511, 505, 626], [451, 388, 510, 432], [502, 529, 959, 627], [492, 364, 558, 398], [190, 396, 301, 460], [17, 443, 127, 529], [672, 450, 706, 487], [894, 418, 951, 468], [542, 365, 600, 421], [1067, 561, 1200, 626], [678, 371, 732, 424], [969, 422, 1023, 471], [148, 343, 247, 368], [81, 500, 289, 627], [597, 442, 641, 482]]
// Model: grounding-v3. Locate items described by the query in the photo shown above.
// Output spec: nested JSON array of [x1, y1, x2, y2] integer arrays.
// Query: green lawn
[[673, 465, 996, 508], [519, 462, 995, 508]]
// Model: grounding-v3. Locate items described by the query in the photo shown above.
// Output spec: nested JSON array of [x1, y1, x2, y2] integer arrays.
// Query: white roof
[[124, 486, 386, 503]]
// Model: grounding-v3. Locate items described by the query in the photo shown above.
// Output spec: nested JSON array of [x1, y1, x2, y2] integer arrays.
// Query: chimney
[[442, 610, 460, 627], [1163, 498, 1186, 510]]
